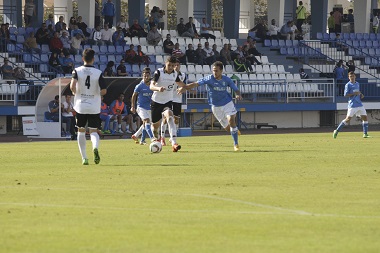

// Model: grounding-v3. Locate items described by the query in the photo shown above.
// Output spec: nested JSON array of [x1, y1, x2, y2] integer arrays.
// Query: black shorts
[[172, 102, 181, 118], [151, 101, 172, 123], [76, 113, 101, 129]]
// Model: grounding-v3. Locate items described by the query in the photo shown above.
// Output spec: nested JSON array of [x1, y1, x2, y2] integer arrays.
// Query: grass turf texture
[[0, 132, 380, 253]]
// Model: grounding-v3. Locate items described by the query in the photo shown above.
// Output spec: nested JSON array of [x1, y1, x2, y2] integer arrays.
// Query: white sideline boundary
[[0, 187, 379, 219]]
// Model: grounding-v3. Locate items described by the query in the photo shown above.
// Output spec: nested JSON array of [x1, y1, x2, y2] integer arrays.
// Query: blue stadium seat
[[17, 27, 26, 36], [280, 47, 287, 55], [41, 54, 49, 62], [99, 55, 107, 63], [270, 40, 279, 49], [31, 54, 41, 63], [264, 39, 271, 47], [366, 41, 373, 48], [376, 48, 380, 55], [92, 45, 100, 54], [99, 45, 108, 54], [342, 33, 350, 40], [278, 40, 286, 48], [352, 40, 359, 48], [322, 33, 329, 40], [316, 32, 322, 40], [115, 54, 123, 63], [115, 45, 124, 53], [363, 33, 370, 41], [287, 47, 295, 56], [369, 33, 377, 41], [108, 46, 116, 54], [374, 41, 380, 48], [349, 33, 356, 40], [329, 33, 336, 40], [356, 33, 363, 40], [25, 27, 34, 36], [41, 44, 50, 53], [285, 40, 292, 47], [23, 54, 32, 63], [359, 40, 366, 48]]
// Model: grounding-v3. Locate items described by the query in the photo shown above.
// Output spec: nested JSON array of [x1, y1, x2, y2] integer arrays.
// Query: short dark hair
[[82, 48, 95, 63], [348, 71, 355, 76], [54, 95, 59, 100], [212, 61, 224, 71], [166, 56, 178, 64], [142, 67, 151, 73]]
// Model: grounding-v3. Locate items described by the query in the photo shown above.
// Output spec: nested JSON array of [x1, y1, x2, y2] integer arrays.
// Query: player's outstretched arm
[[130, 92, 138, 114], [150, 80, 165, 92], [178, 82, 199, 94]]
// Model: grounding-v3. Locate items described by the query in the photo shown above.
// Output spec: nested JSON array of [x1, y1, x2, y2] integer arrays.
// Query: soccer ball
[[149, 141, 162, 153]]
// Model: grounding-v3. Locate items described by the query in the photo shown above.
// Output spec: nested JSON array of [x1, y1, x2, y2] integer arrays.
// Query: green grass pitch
[[1, 132, 380, 253]]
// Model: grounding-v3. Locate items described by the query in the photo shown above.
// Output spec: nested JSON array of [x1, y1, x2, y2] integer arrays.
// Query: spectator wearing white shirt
[[203, 41, 216, 65], [200, 17, 216, 40], [45, 14, 55, 31], [70, 33, 84, 55], [117, 15, 130, 37], [268, 19, 280, 39], [100, 24, 113, 45], [60, 31, 71, 55]]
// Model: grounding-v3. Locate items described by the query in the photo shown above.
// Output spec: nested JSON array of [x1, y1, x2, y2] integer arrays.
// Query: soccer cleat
[[160, 137, 166, 146], [82, 158, 89, 165], [140, 141, 147, 145], [363, 134, 371, 138], [125, 129, 133, 134], [234, 145, 240, 152], [118, 129, 124, 134], [172, 143, 181, 152], [93, 148, 100, 164], [131, 134, 139, 144], [333, 130, 338, 139]]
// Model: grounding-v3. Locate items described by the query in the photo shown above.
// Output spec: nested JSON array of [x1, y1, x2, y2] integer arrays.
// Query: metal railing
[[0, 81, 44, 106]]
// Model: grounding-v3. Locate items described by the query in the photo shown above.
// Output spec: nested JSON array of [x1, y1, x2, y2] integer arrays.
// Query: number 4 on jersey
[[85, 75, 91, 89]]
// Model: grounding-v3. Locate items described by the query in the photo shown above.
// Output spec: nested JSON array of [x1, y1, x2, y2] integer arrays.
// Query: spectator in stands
[[55, 16, 66, 33], [249, 19, 268, 41], [89, 25, 103, 46], [13, 66, 31, 86], [203, 41, 216, 65], [233, 54, 250, 73], [59, 52, 74, 74], [245, 43, 262, 65], [59, 23, 69, 37], [147, 25, 162, 46], [249, 40, 262, 56], [372, 13, 379, 34], [110, 93, 133, 134], [195, 43, 206, 65], [347, 9, 354, 32], [35, 23, 51, 45], [60, 31, 71, 55], [335, 33, 347, 52], [125, 44, 138, 64], [24, 0, 35, 27], [145, 16, 156, 31], [280, 21, 295, 40], [136, 45, 150, 66], [100, 24, 113, 45], [102, 0, 116, 28], [1, 58, 14, 81], [45, 14, 55, 31], [62, 94, 76, 139], [333, 9, 342, 33], [23, 32, 41, 54], [95, 0, 101, 28], [328, 12, 335, 33], [234, 46, 253, 71], [334, 60, 346, 96], [68, 17, 77, 32], [220, 43, 233, 65], [112, 27, 126, 46], [70, 24, 85, 38], [77, 16, 90, 37], [70, 33, 85, 55], [130, 19, 147, 38], [268, 19, 280, 39], [50, 31, 64, 54], [299, 68, 309, 79], [47, 24, 56, 38], [117, 59, 128, 77], [185, 17, 200, 38], [185, 44, 197, 64], [295, 1, 306, 33], [177, 18, 193, 38], [48, 95, 71, 136], [104, 61, 116, 77], [212, 44, 224, 64], [157, 9, 165, 30], [346, 60, 355, 73], [172, 43, 186, 64], [48, 52, 63, 73], [117, 15, 130, 37], [200, 17, 216, 40], [163, 34, 175, 54]]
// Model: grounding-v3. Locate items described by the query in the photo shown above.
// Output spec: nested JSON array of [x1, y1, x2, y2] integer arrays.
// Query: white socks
[[167, 116, 177, 145], [90, 131, 99, 150], [77, 131, 87, 159]]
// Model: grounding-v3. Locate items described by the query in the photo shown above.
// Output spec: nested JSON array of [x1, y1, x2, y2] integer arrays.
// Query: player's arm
[[70, 69, 78, 95], [150, 70, 165, 92], [130, 92, 138, 114], [177, 82, 199, 94], [228, 78, 242, 100], [99, 74, 107, 96]]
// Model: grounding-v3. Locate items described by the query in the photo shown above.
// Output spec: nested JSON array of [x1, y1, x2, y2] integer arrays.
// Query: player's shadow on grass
[[188, 149, 304, 153]]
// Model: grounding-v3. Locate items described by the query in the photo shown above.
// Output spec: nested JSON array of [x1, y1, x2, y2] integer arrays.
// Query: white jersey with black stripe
[[72, 65, 104, 114], [151, 67, 179, 104]]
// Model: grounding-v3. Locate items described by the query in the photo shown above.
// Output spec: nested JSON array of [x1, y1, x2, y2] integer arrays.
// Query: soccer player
[[130, 67, 156, 145], [160, 61, 186, 146], [150, 56, 184, 152], [333, 71, 370, 138], [70, 48, 107, 165], [178, 61, 243, 151]]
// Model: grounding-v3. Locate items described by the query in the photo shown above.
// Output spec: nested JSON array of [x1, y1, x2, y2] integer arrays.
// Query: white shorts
[[347, 106, 367, 118], [137, 107, 152, 121], [211, 101, 237, 128]]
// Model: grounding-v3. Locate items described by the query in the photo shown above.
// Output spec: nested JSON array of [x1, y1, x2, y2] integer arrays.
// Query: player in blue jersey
[[333, 71, 370, 138], [178, 61, 243, 151], [130, 67, 156, 144]]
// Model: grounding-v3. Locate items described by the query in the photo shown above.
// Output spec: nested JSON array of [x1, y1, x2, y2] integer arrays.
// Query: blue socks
[[230, 127, 239, 146]]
